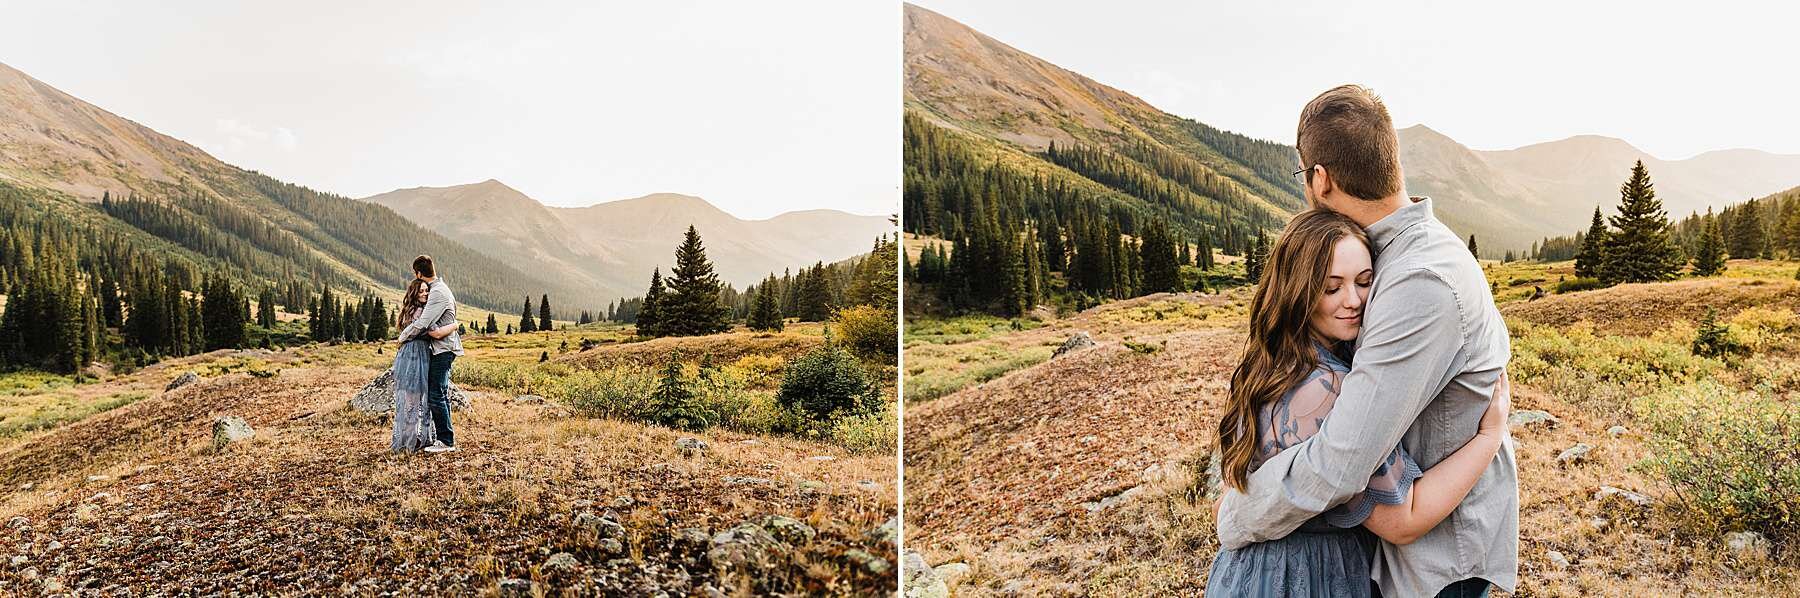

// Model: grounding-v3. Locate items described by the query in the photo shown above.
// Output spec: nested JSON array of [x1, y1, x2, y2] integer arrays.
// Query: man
[[395, 254, 464, 453], [1214, 85, 1517, 597]]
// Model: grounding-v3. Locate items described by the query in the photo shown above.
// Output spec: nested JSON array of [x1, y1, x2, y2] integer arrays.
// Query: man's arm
[[1215, 269, 1465, 549], [396, 282, 452, 342]]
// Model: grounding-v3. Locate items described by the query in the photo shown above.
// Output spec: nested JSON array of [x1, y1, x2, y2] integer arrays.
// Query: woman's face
[[1310, 236, 1373, 343], [415, 285, 430, 305]]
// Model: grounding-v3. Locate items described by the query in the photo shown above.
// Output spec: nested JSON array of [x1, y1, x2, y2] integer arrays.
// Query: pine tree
[[1574, 206, 1608, 279], [1246, 231, 1269, 283], [519, 296, 537, 333], [538, 293, 552, 331], [1599, 161, 1682, 284], [256, 288, 277, 328], [798, 262, 833, 322], [1467, 234, 1479, 258], [658, 226, 730, 336], [650, 355, 709, 431], [638, 268, 666, 337], [1692, 217, 1727, 277], [1730, 198, 1767, 259], [485, 313, 498, 334], [748, 277, 785, 332]]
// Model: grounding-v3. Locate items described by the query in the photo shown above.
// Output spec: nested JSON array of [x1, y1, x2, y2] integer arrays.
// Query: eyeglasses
[[1292, 164, 1321, 186]]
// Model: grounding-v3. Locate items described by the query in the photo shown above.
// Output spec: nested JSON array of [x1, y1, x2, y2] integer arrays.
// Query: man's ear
[[1311, 166, 1339, 209]]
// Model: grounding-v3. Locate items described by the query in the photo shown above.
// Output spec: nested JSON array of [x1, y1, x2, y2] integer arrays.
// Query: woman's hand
[[1478, 370, 1510, 439]]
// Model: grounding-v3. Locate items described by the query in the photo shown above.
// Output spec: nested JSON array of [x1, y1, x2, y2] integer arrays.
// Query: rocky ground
[[0, 348, 896, 595]]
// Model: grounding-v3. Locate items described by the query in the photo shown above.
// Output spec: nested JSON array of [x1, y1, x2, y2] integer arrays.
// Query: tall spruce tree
[[1467, 234, 1479, 258], [1599, 161, 1682, 284], [637, 268, 666, 337], [485, 313, 498, 334], [538, 294, 553, 331], [658, 226, 730, 336], [748, 276, 784, 332], [1574, 207, 1607, 279], [1692, 216, 1727, 276], [1730, 198, 1767, 259], [519, 296, 537, 333]]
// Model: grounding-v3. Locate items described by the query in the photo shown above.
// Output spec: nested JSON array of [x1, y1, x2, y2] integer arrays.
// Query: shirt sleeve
[[397, 281, 452, 342], [1216, 268, 1465, 549]]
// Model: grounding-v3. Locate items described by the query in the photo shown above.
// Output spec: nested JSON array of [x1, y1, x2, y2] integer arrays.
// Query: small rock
[[1555, 443, 1592, 466], [708, 522, 789, 574], [44, 540, 61, 552], [857, 480, 881, 493], [722, 476, 773, 487], [1594, 486, 1653, 508], [8, 555, 25, 566], [1000, 581, 1026, 595], [1052, 332, 1095, 358], [758, 515, 816, 546], [1508, 410, 1559, 430], [85, 475, 109, 483], [598, 538, 624, 555], [212, 416, 255, 450], [512, 394, 545, 405], [165, 372, 198, 392], [1547, 550, 1571, 569], [610, 496, 635, 509], [869, 516, 899, 546], [935, 562, 972, 586], [74, 504, 100, 520], [1589, 517, 1610, 531], [902, 551, 948, 598], [807, 455, 836, 462], [846, 549, 891, 575], [676, 437, 709, 454], [6, 517, 26, 530], [1082, 485, 1144, 512], [543, 552, 579, 573], [497, 578, 535, 596], [799, 480, 827, 493], [1726, 531, 1770, 560], [1607, 425, 1627, 437]]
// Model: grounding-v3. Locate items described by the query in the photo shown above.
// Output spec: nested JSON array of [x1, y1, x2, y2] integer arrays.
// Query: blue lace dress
[[1205, 343, 1424, 597], [389, 333, 437, 453]]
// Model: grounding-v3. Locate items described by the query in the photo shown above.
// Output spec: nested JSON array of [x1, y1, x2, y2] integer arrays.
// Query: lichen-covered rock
[[348, 369, 470, 414], [212, 416, 254, 450], [1052, 332, 1095, 358], [165, 372, 198, 392]]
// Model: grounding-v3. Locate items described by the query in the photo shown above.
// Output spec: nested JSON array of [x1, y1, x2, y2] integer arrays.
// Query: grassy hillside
[[902, 259, 1800, 596]]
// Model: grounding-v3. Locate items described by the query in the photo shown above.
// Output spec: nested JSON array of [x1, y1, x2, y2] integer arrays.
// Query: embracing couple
[[389, 254, 464, 455], [1205, 85, 1518, 597]]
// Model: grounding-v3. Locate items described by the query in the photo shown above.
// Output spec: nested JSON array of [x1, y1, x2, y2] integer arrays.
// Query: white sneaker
[[423, 441, 457, 453]]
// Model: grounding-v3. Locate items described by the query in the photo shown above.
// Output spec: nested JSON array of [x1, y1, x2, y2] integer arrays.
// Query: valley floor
[[0, 340, 897, 595]]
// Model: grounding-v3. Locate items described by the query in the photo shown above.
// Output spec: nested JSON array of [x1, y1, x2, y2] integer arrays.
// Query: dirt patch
[[1501, 278, 1800, 336]]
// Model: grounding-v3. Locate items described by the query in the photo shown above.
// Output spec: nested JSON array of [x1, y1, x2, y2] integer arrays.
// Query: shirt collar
[[1364, 196, 1433, 256]]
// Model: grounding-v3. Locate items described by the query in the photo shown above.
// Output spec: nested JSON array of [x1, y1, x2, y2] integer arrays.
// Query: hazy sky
[[0, 1, 899, 218], [912, 0, 1799, 159]]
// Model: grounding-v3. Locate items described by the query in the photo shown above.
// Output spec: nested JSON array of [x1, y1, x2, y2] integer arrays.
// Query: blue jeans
[[427, 351, 456, 446]]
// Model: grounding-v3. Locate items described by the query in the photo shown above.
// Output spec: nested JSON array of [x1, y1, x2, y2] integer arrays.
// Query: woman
[[1206, 210, 1509, 596], [392, 278, 459, 453]]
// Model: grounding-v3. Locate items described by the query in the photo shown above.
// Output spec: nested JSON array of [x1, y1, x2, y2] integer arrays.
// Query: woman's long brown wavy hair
[[1215, 209, 1370, 491], [397, 278, 428, 330]]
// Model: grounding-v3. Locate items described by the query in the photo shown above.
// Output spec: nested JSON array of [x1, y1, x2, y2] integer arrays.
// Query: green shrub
[[1635, 381, 1800, 547], [835, 305, 897, 361], [559, 366, 657, 420], [830, 402, 897, 455], [1554, 277, 1606, 293], [778, 344, 880, 421], [1692, 308, 1741, 358], [649, 359, 711, 431]]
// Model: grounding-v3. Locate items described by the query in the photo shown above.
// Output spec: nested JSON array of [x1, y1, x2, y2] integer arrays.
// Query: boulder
[[1052, 332, 1096, 358], [935, 562, 973, 586], [211, 416, 254, 450], [348, 369, 470, 414], [902, 551, 948, 598], [676, 437, 710, 454], [542, 552, 579, 574], [707, 521, 789, 575], [1606, 425, 1628, 437], [1726, 531, 1770, 560], [1507, 410, 1559, 430], [511, 394, 545, 405], [757, 515, 816, 547], [1555, 443, 1593, 466], [1594, 486, 1653, 508], [165, 372, 198, 392]]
